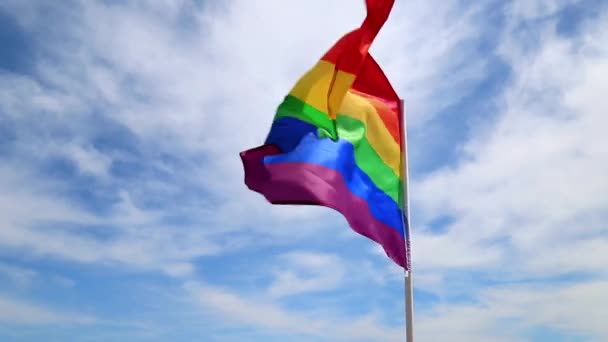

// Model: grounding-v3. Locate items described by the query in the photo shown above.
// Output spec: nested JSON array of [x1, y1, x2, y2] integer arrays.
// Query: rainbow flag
[[240, 0, 408, 269]]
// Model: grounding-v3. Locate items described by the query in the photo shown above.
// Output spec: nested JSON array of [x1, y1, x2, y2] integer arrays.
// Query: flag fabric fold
[[240, 0, 408, 269]]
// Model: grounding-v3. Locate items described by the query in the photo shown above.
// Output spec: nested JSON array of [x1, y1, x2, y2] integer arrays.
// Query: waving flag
[[240, 0, 408, 269]]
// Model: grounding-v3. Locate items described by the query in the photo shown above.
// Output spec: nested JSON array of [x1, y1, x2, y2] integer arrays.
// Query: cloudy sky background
[[0, 0, 607, 341]]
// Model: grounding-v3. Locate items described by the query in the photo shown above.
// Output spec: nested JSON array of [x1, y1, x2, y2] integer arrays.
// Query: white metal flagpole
[[399, 99, 415, 342]]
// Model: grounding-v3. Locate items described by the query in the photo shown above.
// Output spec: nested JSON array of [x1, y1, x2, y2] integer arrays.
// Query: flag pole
[[399, 99, 415, 342]]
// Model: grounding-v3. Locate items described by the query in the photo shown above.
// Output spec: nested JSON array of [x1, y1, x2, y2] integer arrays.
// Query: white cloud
[[267, 251, 345, 298], [413, 4, 608, 272], [0, 166, 96, 225], [0, 263, 37, 289], [417, 279, 608, 341], [509, 0, 578, 20], [65, 144, 113, 178], [162, 262, 195, 278], [407, 4, 608, 340], [0, 261, 76, 290], [0, 295, 97, 325], [185, 281, 402, 342], [0, 165, 220, 275]]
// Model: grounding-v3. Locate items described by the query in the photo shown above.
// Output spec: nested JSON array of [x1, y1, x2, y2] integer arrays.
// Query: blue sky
[[0, 0, 607, 341]]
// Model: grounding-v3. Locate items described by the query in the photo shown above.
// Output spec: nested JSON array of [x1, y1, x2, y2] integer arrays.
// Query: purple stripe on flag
[[241, 144, 407, 269]]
